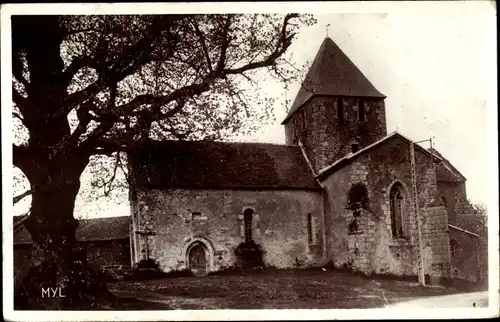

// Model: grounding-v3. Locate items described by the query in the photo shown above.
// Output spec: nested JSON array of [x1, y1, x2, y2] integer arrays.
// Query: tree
[[11, 14, 315, 309]]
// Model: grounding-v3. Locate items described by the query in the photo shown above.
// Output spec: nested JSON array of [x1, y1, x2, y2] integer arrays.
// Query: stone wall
[[85, 239, 131, 271], [437, 181, 467, 225], [284, 96, 387, 172], [320, 135, 451, 278], [449, 228, 480, 282], [131, 188, 325, 273]]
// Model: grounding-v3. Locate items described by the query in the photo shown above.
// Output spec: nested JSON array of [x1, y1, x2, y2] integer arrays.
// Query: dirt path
[[386, 291, 489, 308]]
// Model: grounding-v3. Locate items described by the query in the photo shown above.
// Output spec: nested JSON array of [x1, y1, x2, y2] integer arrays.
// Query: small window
[[307, 213, 313, 243], [297, 111, 304, 132], [302, 108, 307, 129], [358, 99, 365, 122], [192, 212, 202, 220], [337, 97, 344, 121], [347, 183, 369, 210], [244, 208, 253, 243], [450, 239, 459, 256], [351, 143, 359, 153], [441, 196, 448, 208], [291, 118, 297, 143]]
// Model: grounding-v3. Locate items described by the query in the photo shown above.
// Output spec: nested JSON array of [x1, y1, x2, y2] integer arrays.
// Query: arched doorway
[[188, 242, 208, 276]]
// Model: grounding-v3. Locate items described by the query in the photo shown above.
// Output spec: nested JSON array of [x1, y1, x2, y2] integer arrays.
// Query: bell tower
[[283, 37, 387, 173]]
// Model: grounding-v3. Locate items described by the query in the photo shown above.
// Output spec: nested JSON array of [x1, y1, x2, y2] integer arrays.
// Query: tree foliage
[[11, 14, 316, 309], [12, 14, 316, 207]]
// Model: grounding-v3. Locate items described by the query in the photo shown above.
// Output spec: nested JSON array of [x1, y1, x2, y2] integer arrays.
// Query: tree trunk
[[15, 154, 119, 310]]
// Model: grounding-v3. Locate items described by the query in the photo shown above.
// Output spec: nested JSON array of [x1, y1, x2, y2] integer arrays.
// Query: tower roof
[[282, 37, 386, 124]]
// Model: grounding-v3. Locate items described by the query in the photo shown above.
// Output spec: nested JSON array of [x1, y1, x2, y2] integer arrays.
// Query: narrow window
[[244, 208, 253, 243], [441, 196, 448, 208], [291, 117, 297, 143], [307, 213, 313, 243], [351, 143, 359, 153], [337, 97, 344, 121], [297, 111, 303, 132], [390, 182, 406, 238], [293, 113, 300, 144], [302, 108, 307, 129], [192, 212, 202, 220], [358, 99, 365, 122], [450, 239, 459, 256]]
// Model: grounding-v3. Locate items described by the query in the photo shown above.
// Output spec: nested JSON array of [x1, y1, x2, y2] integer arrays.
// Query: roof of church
[[282, 37, 386, 124], [315, 131, 446, 179], [448, 224, 479, 237], [428, 148, 466, 182], [14, 215, 130, 245], [128, 140, 321, 190]]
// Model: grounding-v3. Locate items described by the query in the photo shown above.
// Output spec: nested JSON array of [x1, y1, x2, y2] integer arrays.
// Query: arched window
[[347, 183, 369, 210], [337, 97, 344, 121], [244, 208, 253, 243], [390, 182, 407, 238], [450, 239, 459, 257], [358, 98, 365, 122]]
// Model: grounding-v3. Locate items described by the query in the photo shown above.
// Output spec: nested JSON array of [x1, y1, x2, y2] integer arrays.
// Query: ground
[[386, 291, 488, 308], [109, 270, 486, 310]]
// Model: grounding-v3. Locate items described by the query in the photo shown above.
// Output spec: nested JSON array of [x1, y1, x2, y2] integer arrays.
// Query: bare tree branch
[[225, 14, 297, 75], [61, 56, 98, 85], [112, 80, 209, 118], [13, 186, 36, 204], [217, 15, 232, 72], [75, 14, 300, 153], [102, 152, 121, 197], [191, 19, 213, 73]]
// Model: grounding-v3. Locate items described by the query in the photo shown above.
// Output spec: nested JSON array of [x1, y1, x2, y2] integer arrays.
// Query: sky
[[241, 2, 495, 207], [10, 1, 496, 218]]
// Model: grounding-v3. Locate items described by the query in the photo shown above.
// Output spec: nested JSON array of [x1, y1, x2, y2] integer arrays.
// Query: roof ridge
[[427, 147, 466, 181], [316, 131, 443, 179]]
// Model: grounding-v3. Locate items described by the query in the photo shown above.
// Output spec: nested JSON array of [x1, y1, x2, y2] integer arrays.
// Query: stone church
[[127, 37, 481, 281]]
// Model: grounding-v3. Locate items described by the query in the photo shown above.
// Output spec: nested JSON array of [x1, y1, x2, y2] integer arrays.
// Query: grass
[[108, 269, 477, 309]]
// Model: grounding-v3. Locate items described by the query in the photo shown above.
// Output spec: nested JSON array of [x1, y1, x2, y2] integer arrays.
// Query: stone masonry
[[319, 135, 451, 277], [131, 188, 324, 273], [285, 96, 387, 173]]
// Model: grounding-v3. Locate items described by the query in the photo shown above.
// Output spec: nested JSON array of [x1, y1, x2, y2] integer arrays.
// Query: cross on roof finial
[[325, 23, 331, 37]]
